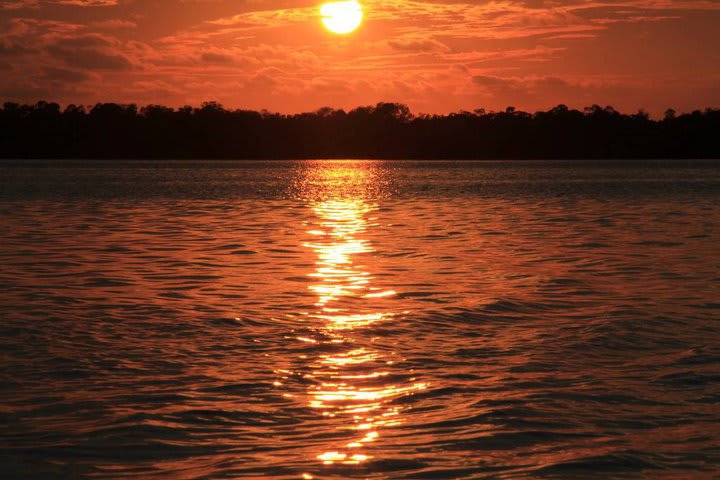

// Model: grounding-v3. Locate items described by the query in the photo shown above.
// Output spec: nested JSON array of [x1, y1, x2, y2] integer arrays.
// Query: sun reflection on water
[[280, 161, 427, 467]]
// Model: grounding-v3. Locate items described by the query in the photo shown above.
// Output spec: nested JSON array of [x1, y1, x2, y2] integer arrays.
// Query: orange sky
[[1, 0, 719, 114]]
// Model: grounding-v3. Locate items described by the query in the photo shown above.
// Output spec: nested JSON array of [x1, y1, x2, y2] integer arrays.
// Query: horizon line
[[4, 100, 719, 119]]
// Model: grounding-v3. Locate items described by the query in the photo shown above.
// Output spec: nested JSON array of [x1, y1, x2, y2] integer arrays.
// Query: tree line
[[1, 101, 718, 159]]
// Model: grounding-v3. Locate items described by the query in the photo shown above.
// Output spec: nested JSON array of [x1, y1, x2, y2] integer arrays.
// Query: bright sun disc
[[320, 1, 363, 35]]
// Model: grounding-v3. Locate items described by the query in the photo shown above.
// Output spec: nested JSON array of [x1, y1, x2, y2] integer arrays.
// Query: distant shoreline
[[2, 158, 719, 162], [2, 102, 718, 160]]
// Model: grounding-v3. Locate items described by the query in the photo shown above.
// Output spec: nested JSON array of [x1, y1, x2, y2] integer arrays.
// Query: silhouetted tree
[[0, 101, 718, 159]]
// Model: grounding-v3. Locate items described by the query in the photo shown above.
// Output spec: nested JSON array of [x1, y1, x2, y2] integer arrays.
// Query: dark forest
[[1, 101, 718, 159]]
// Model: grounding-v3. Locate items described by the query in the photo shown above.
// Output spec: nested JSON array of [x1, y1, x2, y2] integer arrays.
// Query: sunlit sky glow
[[1, 0, 718, 114]]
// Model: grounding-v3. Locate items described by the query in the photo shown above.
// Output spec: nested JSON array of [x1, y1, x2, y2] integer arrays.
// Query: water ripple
[[1, 160, 719, 479]]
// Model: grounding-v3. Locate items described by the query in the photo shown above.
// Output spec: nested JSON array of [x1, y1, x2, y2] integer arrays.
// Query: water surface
[[1, 160, 719, 479]]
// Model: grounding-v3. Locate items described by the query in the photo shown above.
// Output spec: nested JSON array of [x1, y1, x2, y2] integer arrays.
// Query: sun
[[320, 1, 363, 35]]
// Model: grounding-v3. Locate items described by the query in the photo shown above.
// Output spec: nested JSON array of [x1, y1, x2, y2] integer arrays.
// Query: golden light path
[[320, 0, 363, 35], [280, 162, 427, 469]]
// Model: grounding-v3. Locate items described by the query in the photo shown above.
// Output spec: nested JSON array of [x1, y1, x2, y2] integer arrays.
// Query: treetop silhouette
[[1, 101, 718, 159]]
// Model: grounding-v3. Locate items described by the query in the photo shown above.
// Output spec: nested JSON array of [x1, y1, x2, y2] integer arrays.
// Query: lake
[[1, 160, 719, 479]]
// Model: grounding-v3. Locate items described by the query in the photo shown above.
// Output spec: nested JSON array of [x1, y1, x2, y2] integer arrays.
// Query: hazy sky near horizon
[[1, 0, 719, 114]]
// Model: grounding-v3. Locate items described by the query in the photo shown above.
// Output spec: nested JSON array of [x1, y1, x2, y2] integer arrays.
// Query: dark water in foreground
[[1, 160, 719, 479]]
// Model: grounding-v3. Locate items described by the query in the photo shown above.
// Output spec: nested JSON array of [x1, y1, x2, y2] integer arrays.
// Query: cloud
[[37, 32, 136, 70], [52, 33, 115, 48], [0, 0, 718, 113], [0, 39, 28, 56], [46, 44, 135, 70], [199, 51, 234, 64], [0, 0, 40, 9], [54, 0, 119, 5], [472, 74, 573, 95], [42, 65, 95, 81], [387, 38, 450, 52], [0, 0, 118, 9], [91, 19, 136, 29]]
